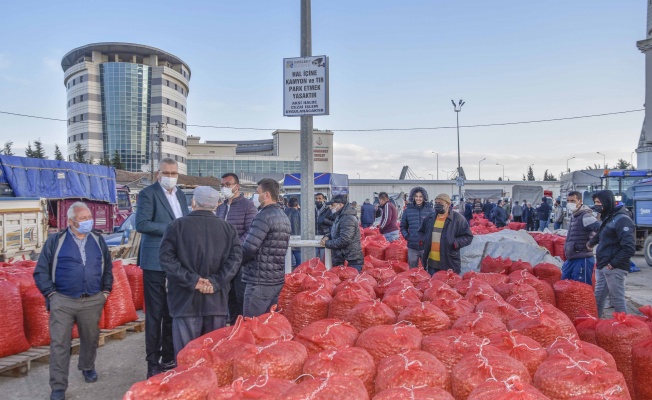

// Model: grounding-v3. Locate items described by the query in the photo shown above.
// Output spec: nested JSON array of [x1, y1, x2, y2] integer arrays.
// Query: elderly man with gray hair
[[159, 186, 243, 356], [34, 202, 113, 400]]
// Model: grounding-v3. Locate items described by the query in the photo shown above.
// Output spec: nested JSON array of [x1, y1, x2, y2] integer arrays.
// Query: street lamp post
[[496, 163, 504, 181], [597, 152, 606, 168], [429, 173, 434, 180], [356, 173, 360, 179], [451, 99, 465, 198], [566, 156, 575, 173], [479, 158, 486, 180], [432, 151, 439, 180]]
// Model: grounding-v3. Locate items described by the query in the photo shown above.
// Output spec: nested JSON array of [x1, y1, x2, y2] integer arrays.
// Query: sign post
[[283, 56, 329, 117]]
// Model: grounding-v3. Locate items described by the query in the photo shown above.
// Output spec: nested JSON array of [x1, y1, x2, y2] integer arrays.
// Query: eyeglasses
[[221, 183, 237, 188], [159, 171, 179, 177]]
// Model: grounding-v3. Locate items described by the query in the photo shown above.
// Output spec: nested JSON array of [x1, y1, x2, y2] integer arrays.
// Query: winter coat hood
[[408, 186, 430, 206], [593, 190, 616, 217]]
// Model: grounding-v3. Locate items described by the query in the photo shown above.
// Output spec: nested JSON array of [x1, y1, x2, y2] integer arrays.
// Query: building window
[[166, 79, 169, 87], [166, 98, 169, 105], [73, 78, 76, 86], [80, 114, 84, 121], [79, 76, 83, 83], [73, 116, 76, 122], [174, 137, 178, 144], [73, 98, 76, 105], [166, 117, 170, 124], [73, 134, 77, 141], [181, 88, 184, 95], [166, 135, 170, 141], [68, 137, 70, 143], [174, 155, 178, 161], [80, 95, 83, 102], [68, 101, 70, 107], [174, 84, 177, 90], [67, 82, 71, 89], [175, 101, 177, 108], [81, 133, 84, 139]]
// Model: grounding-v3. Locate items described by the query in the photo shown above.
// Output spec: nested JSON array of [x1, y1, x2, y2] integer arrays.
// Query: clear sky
[[0, 0, 646, 180]]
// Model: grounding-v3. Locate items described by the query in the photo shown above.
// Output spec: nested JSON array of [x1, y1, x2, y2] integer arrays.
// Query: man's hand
[[195, 278, 214, 294], [320, 236, 328, 247], [606, 264, 614, 270]]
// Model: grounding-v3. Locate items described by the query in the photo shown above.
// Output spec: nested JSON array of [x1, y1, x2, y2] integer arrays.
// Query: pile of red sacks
[[123, 255, 652, 400], [0, 258, 141, 357]]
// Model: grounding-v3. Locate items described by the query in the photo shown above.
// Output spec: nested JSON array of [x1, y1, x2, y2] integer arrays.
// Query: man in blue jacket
[[285, 197, 301, 268], [34, 202, 113, 400], [563, 191, 600, 284], [537, 197, 551, 231], [135, 158, 189, 378], [588, 190, 636, 318], [400, 187, 433, 268], [360, 199, 376, 228]]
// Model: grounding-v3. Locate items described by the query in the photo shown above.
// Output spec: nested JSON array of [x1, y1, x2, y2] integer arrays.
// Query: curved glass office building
[[61, 42, 190, 173]]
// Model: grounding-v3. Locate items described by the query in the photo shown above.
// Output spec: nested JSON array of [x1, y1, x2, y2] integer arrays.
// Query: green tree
[[614, 158, 632, 170], [527, 166, 535, 181], [111, 150, 125, 170], [498, 177, 503, 181], [25, 142, 34, 157], [1, 141, 13, 156], [73, 143, 87, 163], [101, 156, 111, 166], [32, 138, 47, 159], [543, 169, 558, 181], [54, 144, 64, 161]]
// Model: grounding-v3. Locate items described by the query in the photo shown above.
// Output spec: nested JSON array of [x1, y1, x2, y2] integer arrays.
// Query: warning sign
[[283, 56, 329, 117]]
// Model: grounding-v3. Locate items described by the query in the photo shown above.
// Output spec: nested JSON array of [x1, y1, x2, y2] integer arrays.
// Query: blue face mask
[[76, 219, 94, 234]]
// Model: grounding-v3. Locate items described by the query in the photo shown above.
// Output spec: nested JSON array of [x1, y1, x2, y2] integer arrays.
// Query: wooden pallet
[[0, 318, 145, 378]]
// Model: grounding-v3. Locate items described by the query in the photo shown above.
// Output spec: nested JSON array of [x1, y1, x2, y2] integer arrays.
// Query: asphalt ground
[[2, 256, 651, 400]]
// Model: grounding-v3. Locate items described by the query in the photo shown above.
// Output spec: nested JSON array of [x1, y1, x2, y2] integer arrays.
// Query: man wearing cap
[[320, 195, 364, 271], [159, 186, 243, 356], [419, 193, 474, 275]]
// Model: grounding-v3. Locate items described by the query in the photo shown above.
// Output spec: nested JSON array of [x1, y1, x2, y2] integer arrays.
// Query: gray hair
[[159, 157, 178, 169], [67, 201, 90, 220]]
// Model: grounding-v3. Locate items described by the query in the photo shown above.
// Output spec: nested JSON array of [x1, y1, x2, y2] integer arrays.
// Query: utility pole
[[451, 99, 465, 200], [149, 121, 166, 182], [300, 0, 316, 259]]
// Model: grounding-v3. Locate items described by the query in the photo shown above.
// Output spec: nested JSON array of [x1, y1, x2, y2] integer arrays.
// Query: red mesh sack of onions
[[396, 301, 451, 336], [243, 305, 293, 343], [632, 337, 652, 400], [300, 274, 338, 296], [294, 257, 326, 275], [430, 298, 475, 324], [124, 361, 217, 400], [303, 347, 376, 398], [387, 260, 410, 274], [295, 319, 359, 355], [396, 268, 431, 286], [421, 329, 485, 374], [536, 301, 578, 339], [432, 269, 463, 287], [382, 286, 422, 315], [375, 275, 402, 298], [423, 282, 462, 303], [416, 277, 448, 293], [365, 241, 389, 260], [330, 265, 359, 281], [463, 271, 509, 287], [0, 279, 31, 357], [328, 286, 374, 320], [455, 278, 495, 297], [506, 305, 565, 347], [533, 262, 561, 288], [364, 254, 390, 269], [546, 335, 617, 370], [464, 286, 498, 306], [595, 312, 652, 396], [373, 386, 455, 400], [474, 295, 520, 325], [479, 255, 512, 274], [507, 259, 534, 275], [633, 304, 652, 331], [451, 311, 507, 338], [509, 270, 556, 306], [366, 268, 397, 288], [176, 317, 256, 387], [335, 275, 376, 298], [487, 330, 548, 377], [533, 349, 630, 400], [451, 341, 531, 400], [375, 350, 451, 394], [284, 374, 369, 400], [385, 240, 408, 262], [506, 288, 540, 310], [278, 273, 308, 312], [233, 336, 307, 381], [467, 376, 549, 400], [285, 287, 332, 333], [573, 309, 599, 344], [355, 321, 422, 364], [553, 279, 598, 323], [206, 375, 295, 400], [344, 300, 396, 332]]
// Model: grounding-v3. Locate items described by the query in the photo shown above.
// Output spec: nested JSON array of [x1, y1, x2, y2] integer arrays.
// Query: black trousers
[[227, 267, 245, 325], [513, 216, 522, 222], [143, 270, 174, 369]]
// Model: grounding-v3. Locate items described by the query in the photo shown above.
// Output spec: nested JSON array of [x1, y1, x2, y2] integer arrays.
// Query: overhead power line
[[0, 108, 644, 132]]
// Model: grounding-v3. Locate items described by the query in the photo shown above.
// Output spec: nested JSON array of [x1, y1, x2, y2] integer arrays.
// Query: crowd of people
[[30, 160, 638, 399]]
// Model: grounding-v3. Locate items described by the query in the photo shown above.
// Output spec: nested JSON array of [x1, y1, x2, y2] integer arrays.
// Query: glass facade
[[100, 63, 152, 172], [187, 159, 301, 177]]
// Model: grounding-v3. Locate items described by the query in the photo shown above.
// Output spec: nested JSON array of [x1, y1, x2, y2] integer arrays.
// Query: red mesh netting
[[632, 337, 652, 400], [553, 279, 598, 323], [467, 376, 549, 400], [124, 362, 217, 400], [373, 387, 454, 400], [451, 312, 507, 338], [243, 305, 293, 343], [334, 279, 376, 299], [355, 322, 422, 364], [432, 269, 462, 287], [430, 298, 475, 324], [283, 374, 369, 400], [532, 262, 561, 288], [295, 319, 359, 355], [232, 337, 307, 381], [396, 301, 451, 336], [344, 299, 396, 332], [546, 335, 617, 370], [206, 375, 295, 400], [487, 330, 548, 378], [328, 287, 373, 320], [375, 350, 450, 394], [278, 273, 308, 312], [421, 329, 484, 374], [509, 270, 555, 306], [103, 261, 138, 329], [506, 306, 565, 347], [285, 287, 332, 333], [294, 258, 326, 275], [385, 240, 408, 262], [0, 279, 31, 357], [474, 296, 520, 325], [303, 347, 376, 398], [479, 256, 512, 274], [123, 264, 144, 311]]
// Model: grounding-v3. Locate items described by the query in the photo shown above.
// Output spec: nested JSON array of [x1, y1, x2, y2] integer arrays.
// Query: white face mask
[[221, 187, 235, 199], [567, 203, 578, 213], [160, 176, 177, 190]]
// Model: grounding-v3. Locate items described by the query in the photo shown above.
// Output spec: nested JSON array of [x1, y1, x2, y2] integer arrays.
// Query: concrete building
[[61, 42, 190, 173], [186, 129, 333, 177], [636, 1, 652, 169]]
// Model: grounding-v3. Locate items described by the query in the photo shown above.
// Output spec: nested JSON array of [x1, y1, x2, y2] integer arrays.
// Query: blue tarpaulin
[[283, 173, 349, 196], [0, 156, 117, 203]]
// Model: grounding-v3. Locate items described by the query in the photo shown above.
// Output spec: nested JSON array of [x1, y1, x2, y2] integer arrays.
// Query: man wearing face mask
[[588, 190, 635, 318], [34, 202, 113, 400], [241, 178, 291, 317], [562, 191, 600, 284], [135, 158, 189, 378], [419, 193, 474, 276], [215, 173, 258, 325], [320, 195, 364, 271], [315, 192, 334, 259]]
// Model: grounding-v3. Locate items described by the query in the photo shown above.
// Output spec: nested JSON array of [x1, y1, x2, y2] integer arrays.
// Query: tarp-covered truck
[[282, 173, 349, 201], [511, 185, 544, 206], [0, 155, 117, 235], [463, 188, 503, 201]]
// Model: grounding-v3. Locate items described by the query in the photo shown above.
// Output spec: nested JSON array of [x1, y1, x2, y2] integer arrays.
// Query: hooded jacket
[[325, 203, 364, 266], [564, 204, 600, 260], [400, 187, 433, 250], [588, 190, 636, 271]]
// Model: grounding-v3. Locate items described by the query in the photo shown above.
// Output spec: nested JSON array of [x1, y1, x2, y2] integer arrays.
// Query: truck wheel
[[644, 236, 652, 267]]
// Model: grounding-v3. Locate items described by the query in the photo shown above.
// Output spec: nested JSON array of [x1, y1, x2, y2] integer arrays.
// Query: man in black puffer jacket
[[400, 187, 433, 268], [321, 195, 364, 271], [241, 178, 291, 317]]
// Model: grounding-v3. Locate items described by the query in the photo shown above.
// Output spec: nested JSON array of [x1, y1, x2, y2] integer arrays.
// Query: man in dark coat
[[483, 200, 494, 221], [523, 202, 535, 231], [419, 193, 474, 275], [159, 187, 242, 356], [400, 187, 433, 268], [562, 190, 600, 284], [588, 190, 635, 318], [241, 178, 291, 317], [285, 197, 301, 268], [360, 199, 376, 228], [536, 197, 551, 231], [215, 172, 258, 325], [463, 199, 473, 222], [378, 192, 400, 242], [493, 199, 508, 228], [321, 195, 364, 271], [315, 192, 334, 259], [135, 158, 189, 377]]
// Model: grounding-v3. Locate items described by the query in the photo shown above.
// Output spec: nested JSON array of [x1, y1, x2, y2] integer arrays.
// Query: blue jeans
[[594, 267, 628, 318], [291, 249, 302, 269], [561, 257, 594, 285], [383, 231, 400, 243], [349, 264, 363, 272], [554, 222, 562, 230], [538, 219, 549, 231]]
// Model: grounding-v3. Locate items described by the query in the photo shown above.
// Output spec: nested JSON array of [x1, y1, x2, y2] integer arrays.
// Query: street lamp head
[[459, 100, 465, 107], [451, 100, 456, 108]]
